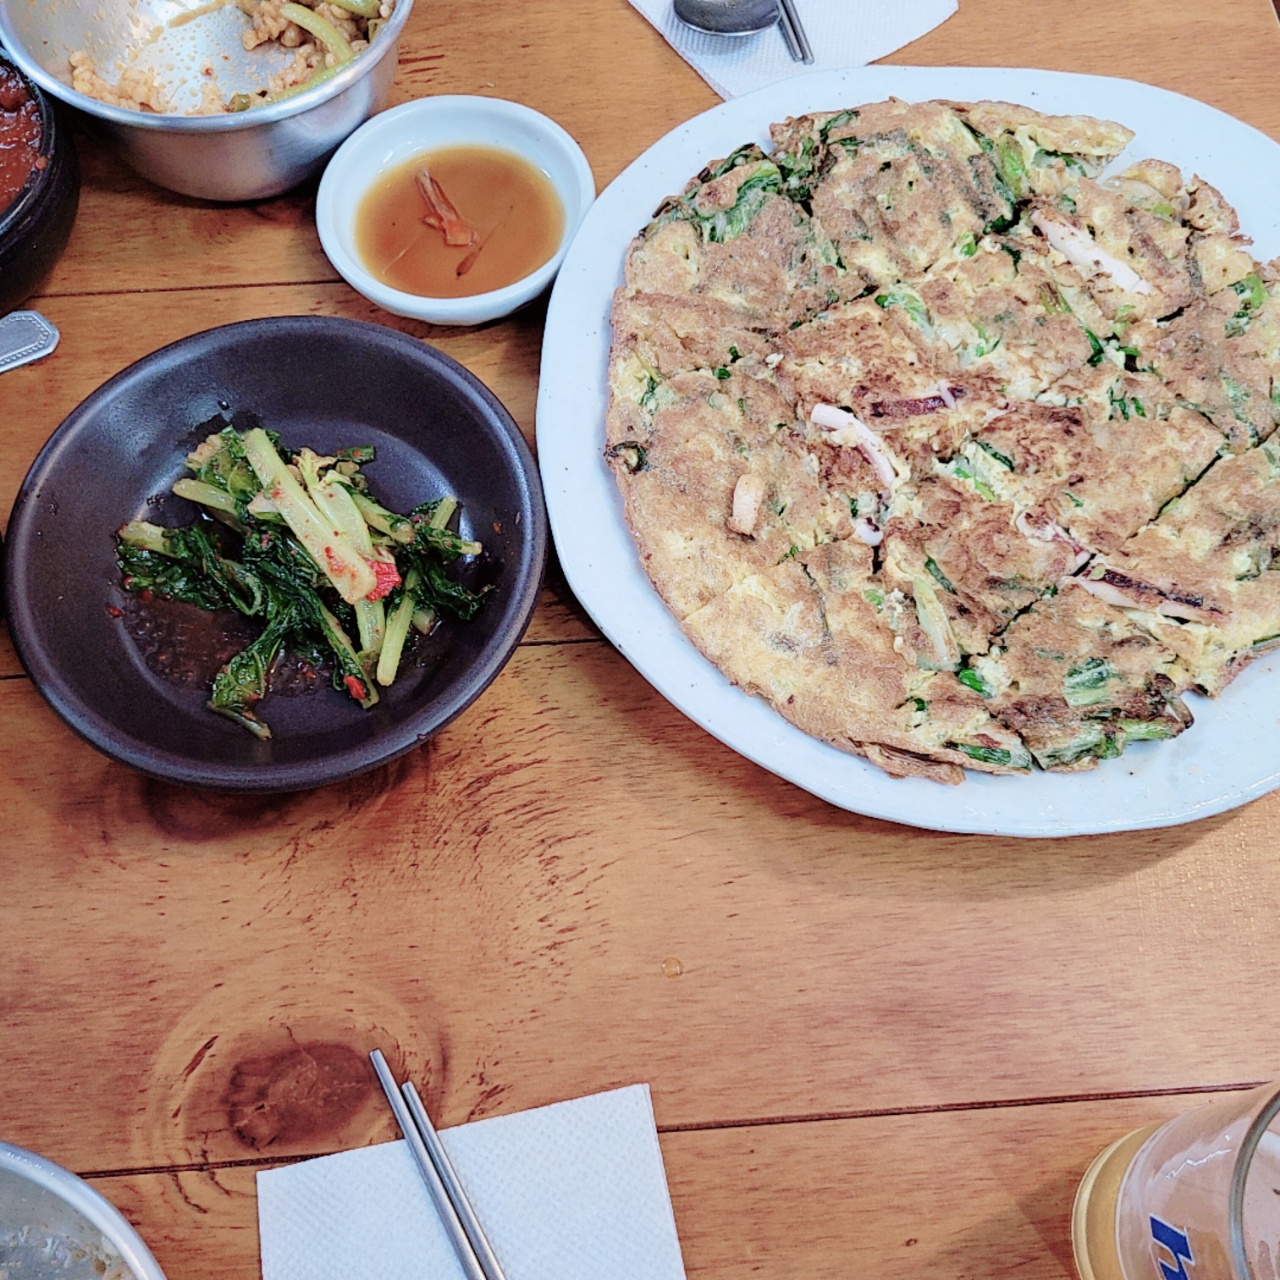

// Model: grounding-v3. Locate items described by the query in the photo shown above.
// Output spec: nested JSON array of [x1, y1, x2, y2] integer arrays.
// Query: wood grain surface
[[3, 0, 1280, 1276]]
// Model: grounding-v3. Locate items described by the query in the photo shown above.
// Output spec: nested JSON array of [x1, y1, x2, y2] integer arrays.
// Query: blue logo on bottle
[[1150, 1216, 1194, 1280]]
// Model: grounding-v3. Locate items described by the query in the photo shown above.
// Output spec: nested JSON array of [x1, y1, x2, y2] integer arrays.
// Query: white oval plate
[[536, 66, 1280, 837]]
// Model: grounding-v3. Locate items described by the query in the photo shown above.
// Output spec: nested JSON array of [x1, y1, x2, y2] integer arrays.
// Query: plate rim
[[536, 65, 1280, 837], [4, 314, 548, 792]]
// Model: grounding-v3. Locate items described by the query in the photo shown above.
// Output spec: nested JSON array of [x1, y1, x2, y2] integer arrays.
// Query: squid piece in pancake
[[956, 365, 1222, 555], [776, 294, 988, 465], [625, 144, 841, 322], [879, 473, 1084, 656], [969, 582, 1191, 771], [1080, 438, 1280, 693], [790, 425, 895, 544], [680, 539, 1031, 782]]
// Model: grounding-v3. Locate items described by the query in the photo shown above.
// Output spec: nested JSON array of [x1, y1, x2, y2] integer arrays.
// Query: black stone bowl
[[0, 50, 79, 315], [2, 316, 548, 791]]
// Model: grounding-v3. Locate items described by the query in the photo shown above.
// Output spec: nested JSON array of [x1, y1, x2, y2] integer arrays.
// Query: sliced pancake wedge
[[1126, 281, 1280, 451], [949, 99, 1134, 198], [877, 473, 1083, 666], [681, 540, 1032, 782], [972, 582, 1192, 771], [605, 364, 799, 618], [625, 144, 841, 322], [953, 364, 1223, 555], [1080, 438, 1280, 693], [919, 231, 1109, 401], [775, 294, 991, 468], [769, 100, 1017, 289]]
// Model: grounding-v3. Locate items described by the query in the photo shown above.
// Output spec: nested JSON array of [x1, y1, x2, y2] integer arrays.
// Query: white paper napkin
[[628, 0, 957, 99], [257, 1084, 687, 1280]]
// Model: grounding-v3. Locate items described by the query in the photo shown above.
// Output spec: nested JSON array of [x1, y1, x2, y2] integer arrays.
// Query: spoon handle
[[778, 0, 814, 62], [0, 310, 59, 376]]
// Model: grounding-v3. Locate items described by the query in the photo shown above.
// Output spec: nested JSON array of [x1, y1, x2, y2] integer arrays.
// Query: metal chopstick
[[401, 1081, 508, 1280], [777, 0, 814, 63], [369, 1050, 507, 1280]]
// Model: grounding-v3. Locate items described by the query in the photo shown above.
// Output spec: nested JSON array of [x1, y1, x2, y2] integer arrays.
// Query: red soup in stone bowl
[[0, 52, 79, 315]]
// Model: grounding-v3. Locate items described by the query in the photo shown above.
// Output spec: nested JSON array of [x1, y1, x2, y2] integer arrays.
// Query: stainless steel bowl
[[0, 0, 415, 202], [0, 1141, 167, 1280]]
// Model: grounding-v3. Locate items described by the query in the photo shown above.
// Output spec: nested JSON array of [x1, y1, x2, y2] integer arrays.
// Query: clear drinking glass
[[1073, 1082, 1280, 1280]]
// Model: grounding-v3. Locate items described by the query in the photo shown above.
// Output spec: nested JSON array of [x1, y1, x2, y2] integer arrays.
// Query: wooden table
[[4, 0, 1280, 1274]]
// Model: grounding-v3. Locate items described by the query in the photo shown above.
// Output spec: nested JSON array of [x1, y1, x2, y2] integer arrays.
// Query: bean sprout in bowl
[[0, 0, 415, 201]]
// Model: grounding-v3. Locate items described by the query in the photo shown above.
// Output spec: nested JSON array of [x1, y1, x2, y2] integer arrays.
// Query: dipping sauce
[[355, 145, 565, 298], [0, 65, 42, 214]]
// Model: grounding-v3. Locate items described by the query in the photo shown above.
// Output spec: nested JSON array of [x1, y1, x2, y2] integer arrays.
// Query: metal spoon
[[672, 0, 814, 62], [672, 0, 782, 38]]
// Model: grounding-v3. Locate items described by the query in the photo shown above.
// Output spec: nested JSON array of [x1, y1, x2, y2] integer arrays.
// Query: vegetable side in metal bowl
[[0, 0, 414, 201], [2, 316, 547, 792]]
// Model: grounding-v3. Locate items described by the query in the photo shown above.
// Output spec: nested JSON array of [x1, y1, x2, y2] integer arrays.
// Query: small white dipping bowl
[[317, 96, 595, 326]]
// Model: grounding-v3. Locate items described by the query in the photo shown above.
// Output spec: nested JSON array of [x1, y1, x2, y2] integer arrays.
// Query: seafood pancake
[[624, 146, 841, 324], [975, 583, 1192, 771], [1083, 439, 1280, 694], [682, 540, 1031, 785], [958, 365, 1223, 556], [605, 97, 1280, 781]]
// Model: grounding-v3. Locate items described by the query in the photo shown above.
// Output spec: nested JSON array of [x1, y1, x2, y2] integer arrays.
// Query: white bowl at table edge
[[316, 95, 596, 326]]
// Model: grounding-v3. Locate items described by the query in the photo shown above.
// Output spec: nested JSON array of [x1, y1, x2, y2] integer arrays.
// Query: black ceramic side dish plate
[[3, 316, 548, 791]]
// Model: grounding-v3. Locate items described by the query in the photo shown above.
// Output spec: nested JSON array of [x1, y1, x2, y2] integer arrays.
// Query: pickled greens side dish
[[116, 426, 488, 738]]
